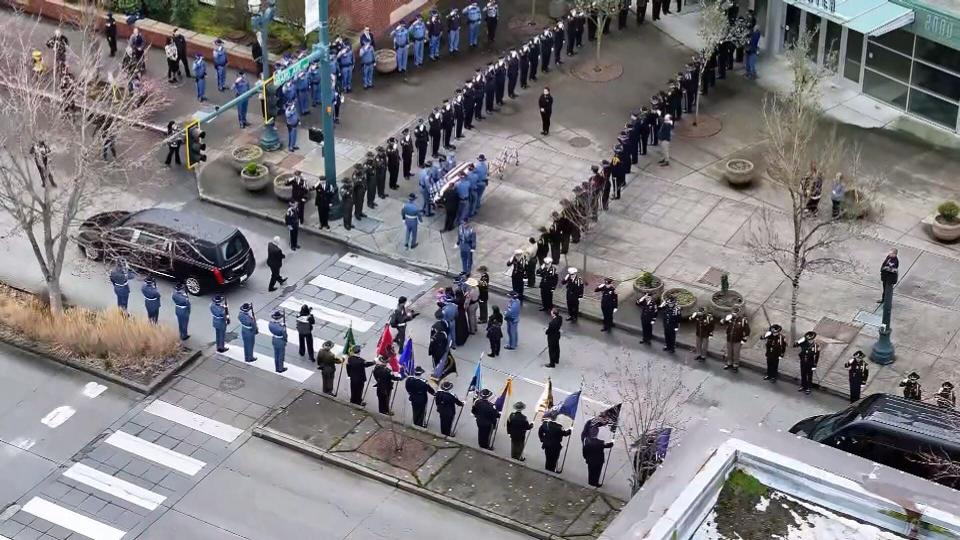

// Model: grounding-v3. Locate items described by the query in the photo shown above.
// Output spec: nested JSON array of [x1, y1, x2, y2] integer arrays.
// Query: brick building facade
[[338, 0, 434, 39]]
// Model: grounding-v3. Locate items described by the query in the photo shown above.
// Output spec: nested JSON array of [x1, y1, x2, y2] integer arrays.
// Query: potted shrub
[[663, 287, 698, 318], [273, 172, 295, 201], [632, 271, 664, 301], [376, 49, 398, 74], [724, 158, 756, 186], [240, 162, 270, 192], [933, 201, 960, 242], [709, 272, 745, 318], [231, 145, 264, 172]]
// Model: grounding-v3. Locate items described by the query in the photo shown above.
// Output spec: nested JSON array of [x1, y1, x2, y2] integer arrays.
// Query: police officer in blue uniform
[[455, 176, 471, 225], [418, 160, 434, 216], [213, 38, 228, 91], [233, 72, 251, 128], [141, 276, 161, 323], [473, 154, 488, 214], [427, 10, 443, 60], [504, 291, 521, 349], [210, 295, 228, 353], [268, 310, 288, 373], [193, 53, 207, 102], [109, 261, 133, 311], [402, 193, 421, 249], [238, 302, 257, 362], [295, 71, 310, 115], [359, 41, 375, 89], [456, 220, 477, 275], [336, 41, 354, 92], [465, 2, 482, 47], [391, 23, 409, 74], [282, 80, 296, 116], [410, 15, 427, 67], [308, 62, 322, 107], [284, 101, 299, 152], [172, 283, 191, 340], [447, 9, 461, 54]]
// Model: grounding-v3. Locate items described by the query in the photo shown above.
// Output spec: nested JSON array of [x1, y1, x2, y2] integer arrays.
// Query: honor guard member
[[530, 37, 542, 81], [346, 345, 374, 405], [390, 296, 417, 345], [359, 40, 375, 89], [690, 306, 714, 360], [565, 13, 577, 56], [296, 304, 315, 360], [336, 40, 354, 91], [364, 152, 379, 207], [391, 22, 410, 74], [584, 435, 615, 487], [414, 119, 429, 167], [506, 402, 533, 460], [315, 341, 342, 394], [374, 146, 388, 198], [506, 50, 520, 98], [295, 71, 310, 115], [400, 128, 414, 177], [336, 179, 352, 230], [405, 366, 435, 427], [417, 162, 434, 216], [474, 267, 490, 323], [721, 307, 750, 370], [238, 302, 257, 362], [268, 311, 288, 373], [494, 57, 507, 106], [472, 69, 486, 120], [402, 194, 421, 249], [193, 53, 207, 101], [465, 2, 482, 47], [456, 220, 477, 274], [373, 356, 401, 415], [474, 155, 489, 213], [285, 200, 300, 250], [109, 261, 133, 311], [212, 39, 228, 91], [453, 89, 465, 138], [210, 295, 228, 352], [595, 278, 619, 332], [350, 169, 366, 220], [435, 381, 463, 435], [519, 44, 530, 88], [447, 9, 461, 53], [410, 15, 427, 67], [761, 324, 787, 381], [484, 0, 499, 43], [539, 417, 571, 472], [507, 249, 527, 301], [540, 28, 553, 73], [545, 308, 562, 367], [284, 101, 299, 152], [428, 108, 442, 157], [141, 276, 161, 323], [232, 72, 251, 128], [441, 99, 456, 150], [537, 257, 559, 312], [843, 351, 869, 402], [794, 330, 820, 394], [936, 381, 955, 408], [387, 137, 401, 189], [484, 65, 497, 113], [552, 21, 565, 65], [427, 10, 443, 60], [472, 388, 500, 449], [660, 295, 681, 353], [899, 371, 922, 401], [562, 268, 585, 321], [463, 80, 476, 129], [504, 291, 521, 350], [172, 283, 191, 340], [638, 106, 652, 155]]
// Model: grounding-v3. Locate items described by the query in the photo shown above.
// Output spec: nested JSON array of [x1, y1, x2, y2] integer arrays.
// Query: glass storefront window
[[870, 28, 914, 55], [863, 69, 908, 109], [908, 89, 960, 129], [865, 43, 911, 82], [805, 14, 822, 61], [911, 63, 960, 102], [915, 36, 960, 75], [844, 30, 863, 83]]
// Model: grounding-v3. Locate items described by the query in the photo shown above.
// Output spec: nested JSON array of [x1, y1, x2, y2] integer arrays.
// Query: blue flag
[[467, 362, 482, 394], [399, 338, 415, 377], [544, 390, 581, 423]]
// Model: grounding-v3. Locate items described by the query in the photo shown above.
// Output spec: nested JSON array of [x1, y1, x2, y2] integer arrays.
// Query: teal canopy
[[784, 0, 915, 36]]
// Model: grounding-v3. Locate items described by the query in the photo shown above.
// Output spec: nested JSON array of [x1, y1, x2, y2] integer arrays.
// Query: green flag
[[343, 325, 356, 355]]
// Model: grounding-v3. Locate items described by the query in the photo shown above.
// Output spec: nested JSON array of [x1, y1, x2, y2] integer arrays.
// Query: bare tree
[[0, 8, 168, 312], [574, 0, 621, 69], [693, 0, 729, 125], [746, 32, 880, 341], [589, 352, 700, 495], [560, 176, 604, 272]]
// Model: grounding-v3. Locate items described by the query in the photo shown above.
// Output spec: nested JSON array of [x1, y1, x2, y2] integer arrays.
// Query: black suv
[[76, 208, 256, 295]]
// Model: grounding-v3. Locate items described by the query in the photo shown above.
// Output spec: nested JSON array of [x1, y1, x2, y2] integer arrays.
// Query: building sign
[[801, 0, 837, 12], [889, 0, 960, 49]]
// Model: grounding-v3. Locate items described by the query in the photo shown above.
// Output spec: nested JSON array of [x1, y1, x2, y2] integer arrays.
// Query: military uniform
[[315, 343, 342, 394], [691, 309, 714, 360], [141, 278, 160, 323], [339, 181, 354, 230], [539, 420, 571, 472], [562, 270, 585, 321], [843, 352, 869, 402], [899, 373, 922, 401], [346, 350, 374, 405], [172, 284, 191, 340], [405, 371, 435, 426], [506, 405, 533, 460], [472, 391, 500, 449], [583, 436, 614, 487], [660, 300, 681, 353], [507, 251, 527, 301], [722, 311, 750, 370], [373, 361, 400, 415], [763, 327, 788, 381], [596, 281, 619, 332], [796, 332, 820, 394], [435, 383, 463, 435], [538, 260, 559, 311]]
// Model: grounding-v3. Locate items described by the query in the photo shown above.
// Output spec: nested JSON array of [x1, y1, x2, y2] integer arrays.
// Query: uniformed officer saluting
[[435, 380, 464, 436], [899, 371, 922, 401], [141, 276, 161, 323], [794, 330, 820, 394], [472, 388, 500, 449], [595, 277, 618, 332], [110, 261, 133, 312], [373, 356, 401, 415], [172, 282, 191, 340], [346, 345, 374, 406], [690, 306, 714, 360], [660, 295, 681, 353], [562, 267, 584, 322], [405, 366, 435, 427], [636, 294, 658, 346], [843, 350, 869, 402], [761, 324, 787, 381]]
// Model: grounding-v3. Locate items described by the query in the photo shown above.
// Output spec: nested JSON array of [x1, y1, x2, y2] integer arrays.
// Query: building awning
[[783, 0, 915, 36]]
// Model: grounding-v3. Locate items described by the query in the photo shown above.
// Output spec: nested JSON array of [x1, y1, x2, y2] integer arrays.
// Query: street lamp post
[[312, 0, 337, 192], [250, 0, 282, 152], [870, 281, 896, 365]]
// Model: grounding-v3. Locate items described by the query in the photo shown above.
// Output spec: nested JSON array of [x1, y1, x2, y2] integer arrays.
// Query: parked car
[[75, 208, 255, 295], [790, 393, 960, 488]]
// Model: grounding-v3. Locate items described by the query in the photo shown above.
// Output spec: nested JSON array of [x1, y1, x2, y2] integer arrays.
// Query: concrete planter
[[632, 275, 664, 302], [375, 49, 397, 74], [932, 216, 960, 242], [273, 173, 295, 201], [231, 145, 264, 172], [240, 163, 270, 192], [709, 290, 745, 318], [663, 287, 698, 318], [724, 158, 756, 186]]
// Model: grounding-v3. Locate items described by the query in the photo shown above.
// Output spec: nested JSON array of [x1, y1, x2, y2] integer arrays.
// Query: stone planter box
[[724, 158, 756, 186], [241, 163, 270, 192], [274, 173, 295, 201], [932, 216, 960, 242], [632, 276, 664, 302], [663, 287, 698, 318], [231, 145, 264, 172], [376, 49, 397, 74], [709, 290, 745, 318]]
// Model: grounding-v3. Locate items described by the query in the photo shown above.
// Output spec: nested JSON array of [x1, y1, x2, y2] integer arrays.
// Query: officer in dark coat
[[315, 340, 342, 394], [879, 248, 899, 304], [284, 201, 300, 250], [562, 268, 584, 321], [405, 366, 435, 427], [267, 236, 287, 291], [595, 278, 618, 332], [507, 249, 527, 302], [762, 324, 788, 381], [539, 418, 571, 472], [899, 371, 922, 401], [583, 435, 615, 487], [635, 293, 658, 344], [538, 256, 559, 312], [435, 380, 463, 436], [346, 345, 374, 406], [843, 350, 869, 402], [691, 306, 714, 360], [340, 180, 354, 230], [545, 308, 562, 368], [373, 357, 400, 415], [172, 282, 191, 340], [110, 261, 133, 312], [795, 330, 820, 394], [660, 296, 681, 353], [141, 276, 161, 323], [472, 388, 500, 449], [506, 401, 533, 460]]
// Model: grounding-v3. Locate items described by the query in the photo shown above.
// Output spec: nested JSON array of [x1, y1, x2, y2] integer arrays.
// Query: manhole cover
[[568, 136, 591, 148], [219, 376, 245, 391], [698, 266, 725, 288]]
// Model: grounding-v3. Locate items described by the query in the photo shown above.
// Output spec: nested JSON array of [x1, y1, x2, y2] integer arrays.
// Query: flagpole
[[525, 411, 540, 446], [451, 388, 471, 437], [490, 413, 502, 448], [426, 394, 436, 425], [556, 382, 584, 475], [362, 372, 373, 402], [389, 379, 400, 411], [598, 423, 618, 487], [333, 358, 344, 397]]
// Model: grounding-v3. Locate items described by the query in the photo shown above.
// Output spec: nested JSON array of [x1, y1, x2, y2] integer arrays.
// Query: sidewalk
[[255, 389, 624, 540]]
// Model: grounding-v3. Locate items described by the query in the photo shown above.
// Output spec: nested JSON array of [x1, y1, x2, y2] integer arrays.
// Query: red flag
[[376, 325, 399, 372]]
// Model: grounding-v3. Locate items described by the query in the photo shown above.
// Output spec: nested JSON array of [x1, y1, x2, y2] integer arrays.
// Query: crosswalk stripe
[[279, 296, 375, 332], [144, 400, 242, 443], [21, 497, 125, 540], [255, 319, 345, 356], [63, 463, 166, 511], [104, 431, 205, 476], [308, 274, 397, 309], [219, 344, 314, 383], [339, 253, 429, 286]]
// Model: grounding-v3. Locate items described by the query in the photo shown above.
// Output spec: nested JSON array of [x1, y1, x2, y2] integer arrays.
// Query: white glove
[[614, 308, 618, 313]]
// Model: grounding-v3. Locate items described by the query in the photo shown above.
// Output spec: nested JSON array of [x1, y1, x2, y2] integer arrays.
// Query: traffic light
[[184, 119, 207, 170]]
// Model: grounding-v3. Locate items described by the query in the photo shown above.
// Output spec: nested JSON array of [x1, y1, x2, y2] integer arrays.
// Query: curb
[[197, 190, 851, 402], [252, 425, 565, 540]]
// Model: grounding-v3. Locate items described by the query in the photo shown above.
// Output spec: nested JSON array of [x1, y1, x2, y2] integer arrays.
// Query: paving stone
[[138, 428, 163, 443], [98, 503, 125, 523], [60, 489, 87, 507], [141, 466, 168, 485], [77, 495, 107, 515], [174, 394, 203, 411], [164, 424, 194, 441], [15, 526, 42, 540], [154, 435, 179, 450]]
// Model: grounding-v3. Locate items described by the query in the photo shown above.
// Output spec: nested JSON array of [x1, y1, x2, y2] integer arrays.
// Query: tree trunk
[[694, 68, 704, 126], [531, 0, 536, 17], [789, 276, 799, 342], [47, 274, 64, 313], [594, 17, 604, 68]]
